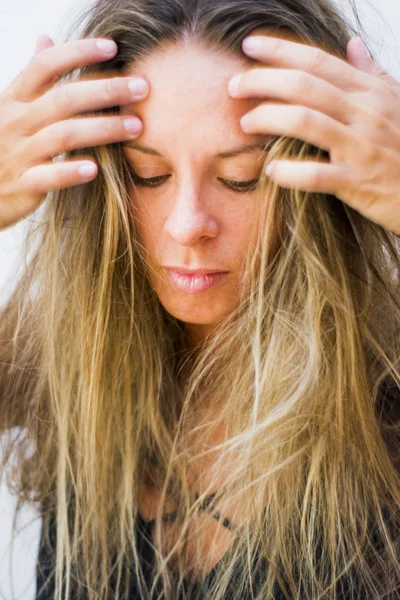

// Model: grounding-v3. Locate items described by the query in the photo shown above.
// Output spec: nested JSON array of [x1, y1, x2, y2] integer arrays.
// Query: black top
[[35, 492, 399, 599], [36, 492, 271, 599], [35, 378, 400, 599]]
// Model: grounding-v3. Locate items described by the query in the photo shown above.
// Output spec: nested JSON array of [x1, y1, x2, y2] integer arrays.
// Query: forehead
[[122, 37, 250, 88], [121, 25, 301, 105], [120, 42, 272, 153], [119, 29, 301, 157]]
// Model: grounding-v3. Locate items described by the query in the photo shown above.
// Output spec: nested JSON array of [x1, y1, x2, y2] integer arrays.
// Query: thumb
[[346, 36, 396, 85], [34, 33, 55, 55], [346, 36, 373, 71]]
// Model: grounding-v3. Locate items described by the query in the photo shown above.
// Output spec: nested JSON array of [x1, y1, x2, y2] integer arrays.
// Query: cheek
[[131, 197, 161, 252], [228, 203, 257, 254]]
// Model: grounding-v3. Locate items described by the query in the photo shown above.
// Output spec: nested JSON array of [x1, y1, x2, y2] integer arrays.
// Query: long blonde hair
[[1, 0, 399, 598]]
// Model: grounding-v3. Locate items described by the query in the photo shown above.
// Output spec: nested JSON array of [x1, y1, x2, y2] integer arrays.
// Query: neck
[[183, 322, 218, 351]]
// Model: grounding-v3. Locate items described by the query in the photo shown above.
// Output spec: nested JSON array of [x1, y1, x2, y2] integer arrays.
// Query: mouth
[[164, 268, 229, 294]]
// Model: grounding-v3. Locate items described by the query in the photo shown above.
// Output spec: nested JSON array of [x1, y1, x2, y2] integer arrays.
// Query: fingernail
[[96, 40, 118, 55], [243, 37, 262, 53], [357, 37, 370, 58], [35, 34, 45, 52], [78, 163, 97, 178], [124, 117, 142, 134], [228, 75, 242, 96], [128, 78, 149, 96], [265, 163, 274, 176], [240, 114, 250, 131]]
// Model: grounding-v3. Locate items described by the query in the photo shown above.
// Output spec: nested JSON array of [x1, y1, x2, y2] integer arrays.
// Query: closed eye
[[129, 173, 260, 193]]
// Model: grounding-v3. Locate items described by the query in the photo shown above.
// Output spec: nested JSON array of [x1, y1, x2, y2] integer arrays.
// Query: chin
[[159, 297, 234, 326], [165, 307, 224, 326]]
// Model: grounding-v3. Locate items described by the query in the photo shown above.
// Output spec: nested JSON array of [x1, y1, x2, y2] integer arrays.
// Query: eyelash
[[130, 173, 260, 192]]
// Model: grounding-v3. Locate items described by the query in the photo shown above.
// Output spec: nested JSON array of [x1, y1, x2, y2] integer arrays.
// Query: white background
[[0, 0, 399, 598]]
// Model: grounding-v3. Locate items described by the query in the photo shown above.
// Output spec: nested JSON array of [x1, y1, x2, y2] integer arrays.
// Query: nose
[[163, 182, 219, 246]]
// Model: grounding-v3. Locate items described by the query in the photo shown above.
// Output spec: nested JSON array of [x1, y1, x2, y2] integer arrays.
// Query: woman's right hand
[[0, 34, 149, 232]]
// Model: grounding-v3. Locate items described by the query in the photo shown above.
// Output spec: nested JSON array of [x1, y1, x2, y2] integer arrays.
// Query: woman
[[0, 0, 399, 598]]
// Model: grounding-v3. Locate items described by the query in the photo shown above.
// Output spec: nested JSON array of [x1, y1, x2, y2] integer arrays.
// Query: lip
[[164, 267, 228, 275], [164, 267, 229, 294]]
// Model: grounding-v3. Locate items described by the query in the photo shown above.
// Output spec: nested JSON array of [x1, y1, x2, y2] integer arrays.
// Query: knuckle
[[357, 77, 383, 101], [31, 51, 50, 72], [52, 124, 71, 152], [352, 91, 394, 134], [383, 84, 400, 117], [267, 38, 281, 59], [350, 130, 379, 166], [101, 118, 114, 137], [104, 78, 117, 100], [371, 85, 396, 121], [353, 84, 395, 123], [307, 47, 326, 74], [362, 141, 382, 165], [376, 103, 394, 123], [0, 101, 29, 132], [54, 84, 74, 111], [372, 113, 391, 136], [295, 72, 314, 96], [307, 166, 321, 189], [297, 107, 314, 130]]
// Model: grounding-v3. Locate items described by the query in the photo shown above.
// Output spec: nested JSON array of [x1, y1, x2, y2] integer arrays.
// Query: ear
[[346, 36, 397, 85], [34, 33, 55, 55]]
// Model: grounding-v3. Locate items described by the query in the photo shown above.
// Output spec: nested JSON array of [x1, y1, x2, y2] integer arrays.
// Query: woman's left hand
[[228, 32, 400, 235]]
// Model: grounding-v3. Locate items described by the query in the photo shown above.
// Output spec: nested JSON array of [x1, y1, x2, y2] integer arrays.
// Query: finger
[[5, 37, 119, 103], [20, 115, 142, 165], [229, 68, 354, 125], [19, 158, 98, 195], [242, 33, 377, 93], [241, 103, 350, 154], [0, 158, 98, 231], [346, 36, 398, 86], [34, 33, 55, 56], [267, 159, 351, 195], [22, 75, 148, 136]]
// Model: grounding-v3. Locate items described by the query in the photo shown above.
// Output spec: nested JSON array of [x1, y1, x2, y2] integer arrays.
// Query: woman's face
[[121, 40, 271, 346]]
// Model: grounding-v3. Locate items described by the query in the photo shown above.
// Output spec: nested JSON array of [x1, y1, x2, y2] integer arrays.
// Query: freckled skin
[[120, 40, 271, 347]]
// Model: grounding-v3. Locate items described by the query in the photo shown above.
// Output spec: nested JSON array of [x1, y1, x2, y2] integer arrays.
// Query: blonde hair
[[1, 0, 399, 598]]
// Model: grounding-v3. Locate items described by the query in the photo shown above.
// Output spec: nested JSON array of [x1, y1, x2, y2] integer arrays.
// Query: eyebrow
[[122, 140, 273, 158]]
